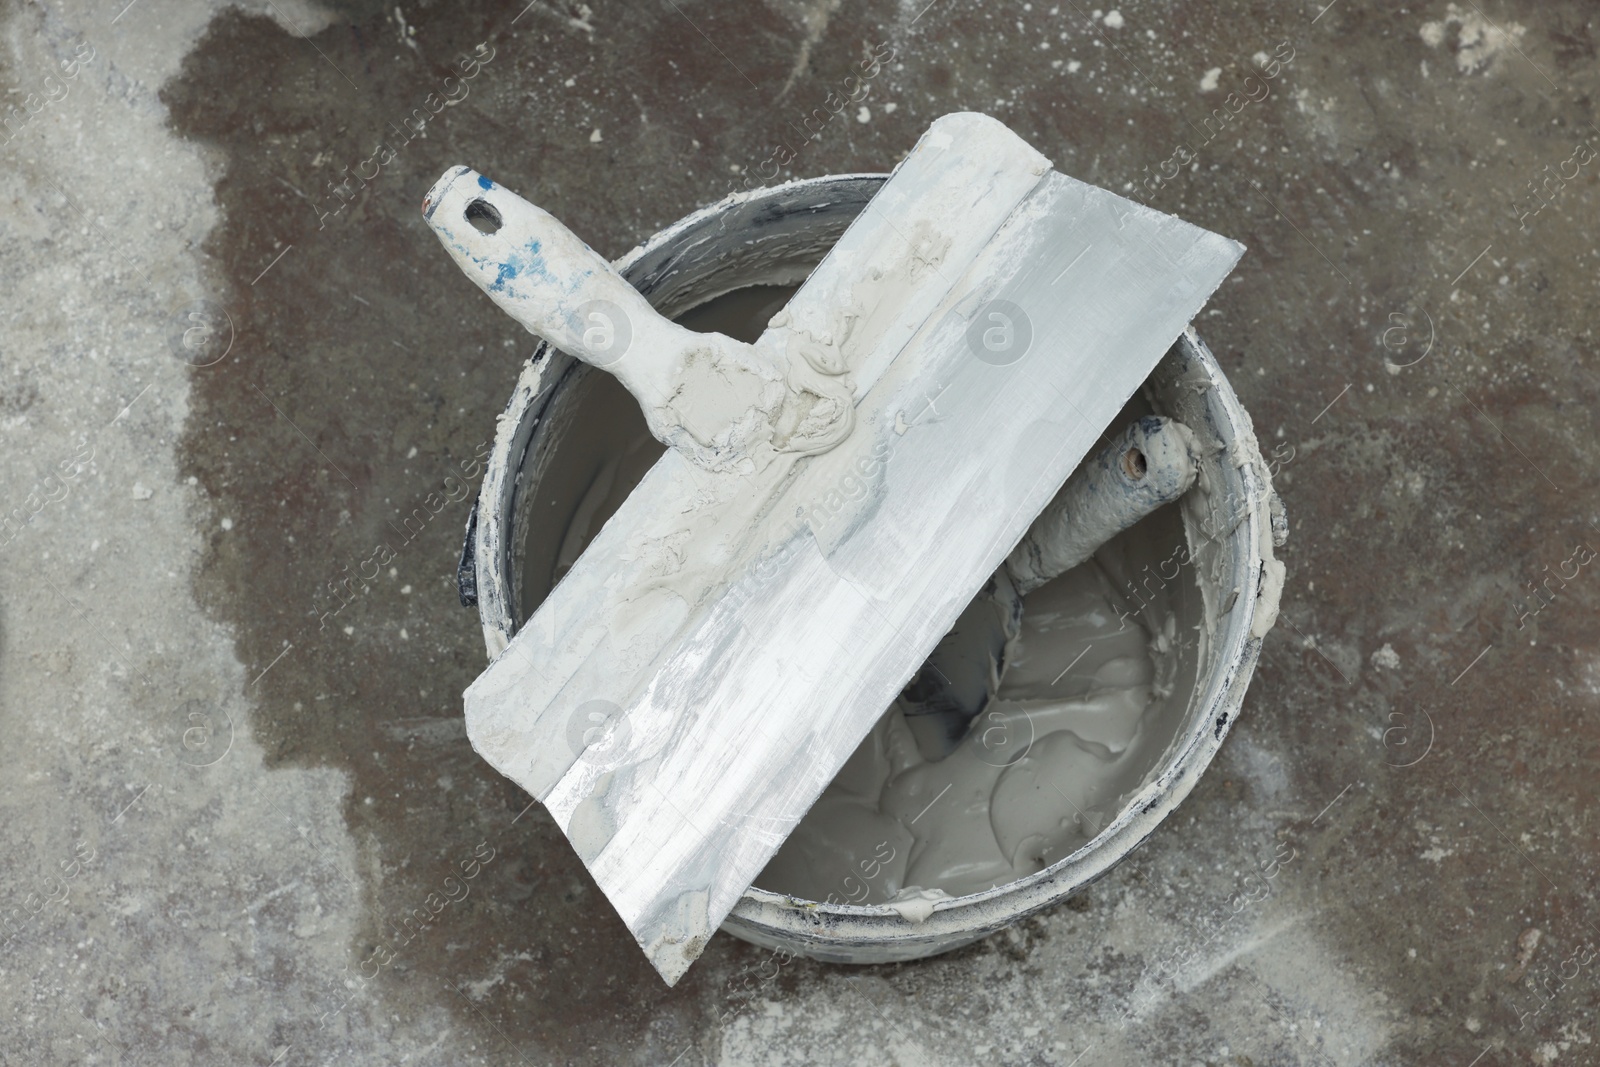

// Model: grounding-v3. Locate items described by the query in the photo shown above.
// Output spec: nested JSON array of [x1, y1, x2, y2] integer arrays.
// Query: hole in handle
[[465, 199, 503, 235], [1122, 446, 1147, 480]]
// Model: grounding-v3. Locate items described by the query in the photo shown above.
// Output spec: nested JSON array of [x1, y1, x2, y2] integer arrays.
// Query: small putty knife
[[901, 415, 1199, 761], [426, 113, 1244, 984]]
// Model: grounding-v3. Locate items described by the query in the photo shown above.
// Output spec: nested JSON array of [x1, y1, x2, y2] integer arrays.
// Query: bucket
[[458, 173, 1287, 965]]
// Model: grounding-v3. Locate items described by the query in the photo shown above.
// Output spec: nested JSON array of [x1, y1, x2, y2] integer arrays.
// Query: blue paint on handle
[[477, 174, 493, 190], [488, 240, 550, 294], [492, 260, 519, 291]]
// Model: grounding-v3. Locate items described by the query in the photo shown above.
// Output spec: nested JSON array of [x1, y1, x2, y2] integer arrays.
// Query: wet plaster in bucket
[[753, 556, 1183, 914]]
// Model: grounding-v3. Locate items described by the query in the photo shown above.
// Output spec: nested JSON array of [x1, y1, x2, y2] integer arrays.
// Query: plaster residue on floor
[[717, 870, 1394, 1067], [1419, 2, 1527, 74]]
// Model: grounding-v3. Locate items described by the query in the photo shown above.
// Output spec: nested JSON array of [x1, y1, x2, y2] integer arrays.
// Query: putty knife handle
[[423, 166, 854, 469], [422, 166, 691, 413], [1005, 416, 1198, 595]]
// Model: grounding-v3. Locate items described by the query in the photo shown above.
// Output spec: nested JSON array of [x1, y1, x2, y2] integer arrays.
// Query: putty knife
[[425, 113, 1244, 984]]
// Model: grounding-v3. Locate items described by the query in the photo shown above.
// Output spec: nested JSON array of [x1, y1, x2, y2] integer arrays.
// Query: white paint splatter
[[1200, 67, 1222, 92], [1103, 9, 1123, 28]]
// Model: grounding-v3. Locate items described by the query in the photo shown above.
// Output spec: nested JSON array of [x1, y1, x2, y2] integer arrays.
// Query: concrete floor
[[3, 0, 1598, 1063]]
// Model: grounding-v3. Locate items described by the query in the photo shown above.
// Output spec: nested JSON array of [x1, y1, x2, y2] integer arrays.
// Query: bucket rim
[[466, 173, 1283, 954]]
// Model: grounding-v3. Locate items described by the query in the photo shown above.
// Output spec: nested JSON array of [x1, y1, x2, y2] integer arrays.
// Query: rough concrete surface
[[1, 0, 1596, 1063]]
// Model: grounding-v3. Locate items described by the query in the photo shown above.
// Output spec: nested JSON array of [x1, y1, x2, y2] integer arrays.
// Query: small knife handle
[[423, 165, 694, 414]]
